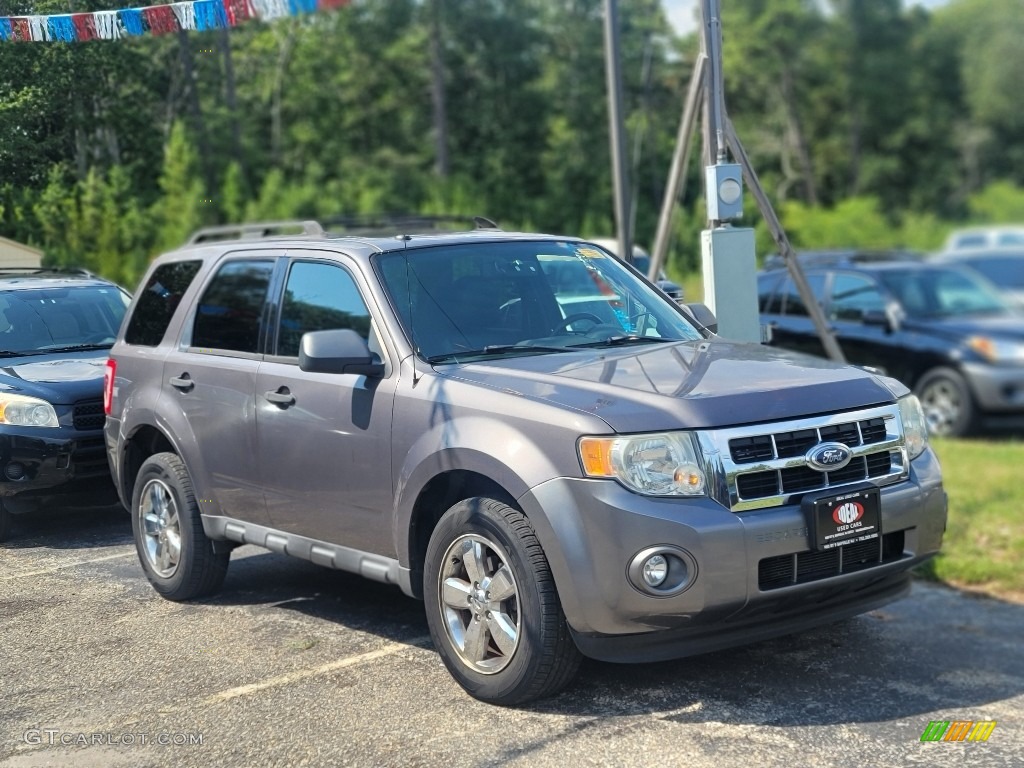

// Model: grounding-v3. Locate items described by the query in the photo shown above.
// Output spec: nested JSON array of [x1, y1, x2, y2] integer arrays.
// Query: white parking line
[[0, 551, 136, 580], [203, 637, 433, 705]]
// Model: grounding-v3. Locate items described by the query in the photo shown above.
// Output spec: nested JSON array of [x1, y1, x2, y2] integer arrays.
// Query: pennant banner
[[0, 0, 348, 42]]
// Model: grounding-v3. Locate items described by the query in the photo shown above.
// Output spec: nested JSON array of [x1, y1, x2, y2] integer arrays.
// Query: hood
[[436, 340, 896, 432], [0, 351, 108, 404]]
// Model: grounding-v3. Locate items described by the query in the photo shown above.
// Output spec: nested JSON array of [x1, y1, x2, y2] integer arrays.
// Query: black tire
[[915, 367, 977, 437], [131, 452, 229, 601], [0, 499, 12, 543], [424, 497, 582, 706]]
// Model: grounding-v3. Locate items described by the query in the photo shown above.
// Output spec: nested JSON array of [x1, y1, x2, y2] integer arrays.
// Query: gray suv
[[104, 222, 947, 705]]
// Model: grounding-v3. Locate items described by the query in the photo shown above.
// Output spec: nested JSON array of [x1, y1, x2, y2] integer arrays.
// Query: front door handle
[[169, 374, 194, 392], [264, 388, 295, 407]]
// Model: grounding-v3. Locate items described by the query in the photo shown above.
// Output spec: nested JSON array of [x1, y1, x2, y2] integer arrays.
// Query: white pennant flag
[[252, 0, 290, 21], [28, 15, 47, 41], [94, 11, 121, 40], [172, 2, 197, 31]]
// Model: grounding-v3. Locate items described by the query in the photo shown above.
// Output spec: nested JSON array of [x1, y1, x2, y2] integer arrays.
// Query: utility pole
[[603, 0, 632, 265], [648, 0, 845, 361]]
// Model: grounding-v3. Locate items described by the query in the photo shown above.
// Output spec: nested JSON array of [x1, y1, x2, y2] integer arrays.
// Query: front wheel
[[424, 497, 582, 706], [131, 452, 229, 601]]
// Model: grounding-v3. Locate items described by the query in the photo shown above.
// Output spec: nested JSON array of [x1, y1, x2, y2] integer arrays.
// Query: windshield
[[376, 241, 702, 362], [878, 266, 1010, 318], [0, 285, 131, 355], [950, 254, 1024, 291]]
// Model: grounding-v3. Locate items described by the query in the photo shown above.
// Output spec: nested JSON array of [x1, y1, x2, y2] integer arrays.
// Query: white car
[[942, 226, 1024, 251]]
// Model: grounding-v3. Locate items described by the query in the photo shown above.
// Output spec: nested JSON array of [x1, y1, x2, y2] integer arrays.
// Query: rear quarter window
[[125, 261, 202, 346]]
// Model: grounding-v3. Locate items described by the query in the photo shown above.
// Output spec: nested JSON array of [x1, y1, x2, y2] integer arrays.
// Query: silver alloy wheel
[[437, 533, 521, 674], [919, 378, 962, 436], [138, 478, 182, 578]]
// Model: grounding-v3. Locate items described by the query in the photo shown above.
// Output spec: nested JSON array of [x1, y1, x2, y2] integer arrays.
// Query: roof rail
[[185, 220, 326, 246], [0, 266, 96, 277], [322, 214, 500, 237]]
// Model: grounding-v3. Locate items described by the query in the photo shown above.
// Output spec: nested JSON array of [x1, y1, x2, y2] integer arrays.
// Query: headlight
[[579, 432, 706, 496], [0, 393, 59, 428], [966, 336, 1024, 364], [898, 394, 928, 459]]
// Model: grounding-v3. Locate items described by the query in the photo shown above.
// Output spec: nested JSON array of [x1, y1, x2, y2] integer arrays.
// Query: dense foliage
[[1, 0, 1022, 286]]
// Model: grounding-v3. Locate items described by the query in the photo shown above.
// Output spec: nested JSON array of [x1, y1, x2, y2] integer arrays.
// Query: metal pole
[[603, 0, 632, 263], [701, 0, 727, 166], [649, 54, 706, 282], [724, 119, 846, 363]]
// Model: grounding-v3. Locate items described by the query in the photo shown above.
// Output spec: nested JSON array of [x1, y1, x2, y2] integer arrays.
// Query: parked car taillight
[[103, 358, 116, 415]]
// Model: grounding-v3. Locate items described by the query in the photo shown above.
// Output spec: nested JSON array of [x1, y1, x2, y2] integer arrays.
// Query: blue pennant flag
[[47, 15, 77, 42], [194, 0, 228, 30], [119, 8, 145, 35]]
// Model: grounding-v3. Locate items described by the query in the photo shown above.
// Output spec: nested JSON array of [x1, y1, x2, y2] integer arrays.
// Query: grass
[[915, 437, 1024, 602]]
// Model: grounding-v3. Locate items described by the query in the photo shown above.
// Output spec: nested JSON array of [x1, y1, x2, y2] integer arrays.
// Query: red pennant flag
[[71, 13, 98, 41], [223, 0, 255, 26], [10, 17, 30, 41], [317, 0, 350, 8], [142, 5, 179, 35]]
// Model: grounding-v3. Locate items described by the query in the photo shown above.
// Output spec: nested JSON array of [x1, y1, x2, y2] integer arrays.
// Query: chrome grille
[[698, 404, 908, 512]]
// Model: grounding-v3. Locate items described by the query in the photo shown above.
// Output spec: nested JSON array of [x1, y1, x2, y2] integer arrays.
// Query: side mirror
[[299, 329, 385, 377], [862, 304, 902, 332], [684, 302, 718, 334]]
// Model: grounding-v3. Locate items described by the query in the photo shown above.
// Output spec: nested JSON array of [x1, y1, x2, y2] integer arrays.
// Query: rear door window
[[192, 260, 274, 354]]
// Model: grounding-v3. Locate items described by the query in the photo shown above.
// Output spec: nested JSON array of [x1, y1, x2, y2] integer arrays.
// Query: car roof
[[0, 267, 119, 290], [935, 245, 1024, 259], [761, 249, 925, 272], [163, 220, 587, 265]]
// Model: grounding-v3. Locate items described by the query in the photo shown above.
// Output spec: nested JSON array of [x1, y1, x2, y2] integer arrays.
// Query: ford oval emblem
[[806, 442, 853, 472]]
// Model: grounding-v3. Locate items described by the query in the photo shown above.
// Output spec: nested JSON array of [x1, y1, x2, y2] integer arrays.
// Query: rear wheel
[[131, 452, 229, 600], [0, 499, 12, 543], [916, 367, 976, 437], [424, 497, 582, 706]]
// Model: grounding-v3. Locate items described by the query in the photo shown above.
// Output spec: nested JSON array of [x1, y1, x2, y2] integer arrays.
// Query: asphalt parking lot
[[1, 504, 1022, 768]]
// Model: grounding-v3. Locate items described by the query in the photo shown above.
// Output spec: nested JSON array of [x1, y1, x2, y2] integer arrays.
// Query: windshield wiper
[[37, 344, 113, 353], [577, 335, 676, 348], [425, 344, 575, 363]]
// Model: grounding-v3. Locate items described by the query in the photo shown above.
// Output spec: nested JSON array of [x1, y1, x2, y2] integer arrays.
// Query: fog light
[[642, 555, 668, 587], [5, 462, 26, 481]]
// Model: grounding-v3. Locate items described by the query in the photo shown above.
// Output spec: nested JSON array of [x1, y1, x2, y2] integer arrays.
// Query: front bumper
[[962, 362, 1024, 414], [0, 427, 116, 502], [518, 448, 946, 662]]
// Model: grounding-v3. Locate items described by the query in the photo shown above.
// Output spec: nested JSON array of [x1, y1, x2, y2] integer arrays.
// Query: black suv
[[758, 254, 1024, 436], [0, 268, 131, 541]]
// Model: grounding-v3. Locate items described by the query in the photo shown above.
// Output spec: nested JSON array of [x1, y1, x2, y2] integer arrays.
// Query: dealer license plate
[[808, 487, 881, 550]]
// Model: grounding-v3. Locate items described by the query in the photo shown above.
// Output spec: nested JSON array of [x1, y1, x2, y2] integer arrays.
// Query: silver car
[[104, 224, 946, 705]]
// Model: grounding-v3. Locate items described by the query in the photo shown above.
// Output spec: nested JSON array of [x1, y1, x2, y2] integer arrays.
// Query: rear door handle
[[169, 374, 194, 392], [264, 388, 295, 407]]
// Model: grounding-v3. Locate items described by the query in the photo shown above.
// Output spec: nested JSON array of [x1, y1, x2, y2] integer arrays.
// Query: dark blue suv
[[0, 269, 131, 541], [758, 254, 1024, 437]]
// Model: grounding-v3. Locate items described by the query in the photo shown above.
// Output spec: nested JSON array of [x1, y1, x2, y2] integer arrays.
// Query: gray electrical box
[[705, 163, 744, 222]]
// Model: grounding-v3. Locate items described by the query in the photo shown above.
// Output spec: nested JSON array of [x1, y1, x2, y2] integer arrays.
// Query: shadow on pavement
[[198, 549, 1024, 729]]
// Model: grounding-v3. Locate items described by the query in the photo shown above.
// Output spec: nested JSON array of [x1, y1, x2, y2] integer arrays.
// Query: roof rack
[[322, 214, 500, 237], [185, 220, 326, 245]]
